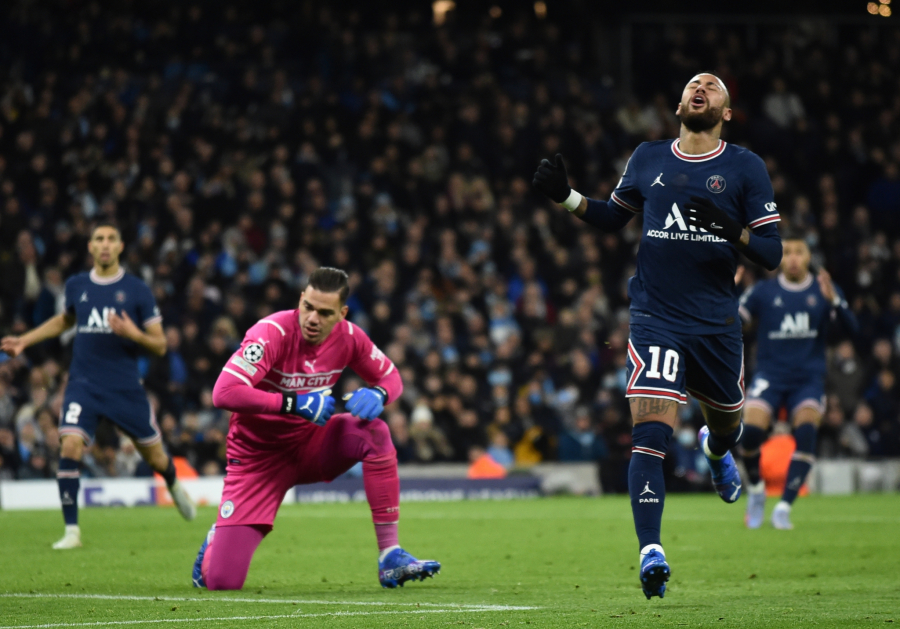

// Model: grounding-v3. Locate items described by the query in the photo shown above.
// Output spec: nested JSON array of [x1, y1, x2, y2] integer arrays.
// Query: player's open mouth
[[691, 95, 706, 107], [304, 326, 318, 336]]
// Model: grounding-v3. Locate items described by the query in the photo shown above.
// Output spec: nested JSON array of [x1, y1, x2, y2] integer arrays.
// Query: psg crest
[[706, 175, 726, 193]]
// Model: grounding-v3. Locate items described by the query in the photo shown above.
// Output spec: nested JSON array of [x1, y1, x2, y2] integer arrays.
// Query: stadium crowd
[[0, 2, 898, 492]]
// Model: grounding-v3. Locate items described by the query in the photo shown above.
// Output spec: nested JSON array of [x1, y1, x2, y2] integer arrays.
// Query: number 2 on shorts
[[64, 402, 82, 425]]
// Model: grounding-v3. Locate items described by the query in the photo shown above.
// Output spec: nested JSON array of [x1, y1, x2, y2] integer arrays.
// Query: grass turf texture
[[0, 495, 898, 628]]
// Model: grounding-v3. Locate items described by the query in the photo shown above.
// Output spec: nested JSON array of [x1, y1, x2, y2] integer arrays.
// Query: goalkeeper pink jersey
[[212, 309, 402, 446]]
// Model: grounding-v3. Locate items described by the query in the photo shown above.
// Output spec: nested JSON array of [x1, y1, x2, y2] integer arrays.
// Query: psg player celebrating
[[192, 267, 440, 590], [533, 74, 782, 599]]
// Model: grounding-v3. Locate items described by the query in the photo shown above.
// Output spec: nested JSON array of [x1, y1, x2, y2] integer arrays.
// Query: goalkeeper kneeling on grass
[[192, 267, 440, 590]]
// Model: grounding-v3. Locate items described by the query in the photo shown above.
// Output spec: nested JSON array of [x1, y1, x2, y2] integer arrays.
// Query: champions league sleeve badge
[[243, 343, 264, 363]]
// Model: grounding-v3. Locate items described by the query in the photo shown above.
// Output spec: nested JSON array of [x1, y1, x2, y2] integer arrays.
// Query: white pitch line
[[0, 607, 536, 629], [0, 593, 532, 611], [0, 593, 537, 612]]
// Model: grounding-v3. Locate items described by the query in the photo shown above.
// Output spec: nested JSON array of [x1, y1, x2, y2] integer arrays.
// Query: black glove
[[684, 196, 743, 243], [532, 153, 571, 203]]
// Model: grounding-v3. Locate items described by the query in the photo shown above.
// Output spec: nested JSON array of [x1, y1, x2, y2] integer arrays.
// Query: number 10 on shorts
[[646, 346, 679, 382]]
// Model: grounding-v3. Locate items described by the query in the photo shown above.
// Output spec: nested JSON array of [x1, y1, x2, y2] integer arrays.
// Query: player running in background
[[738, 234, 857, 530], [192, 267, 439, 590], [533, 73, 782, 599], [0, 223, 196, 549]]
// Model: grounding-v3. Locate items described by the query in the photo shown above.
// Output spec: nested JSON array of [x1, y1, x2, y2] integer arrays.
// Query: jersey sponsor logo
[[768, 311, 818, 339], [277, 374, 338, 389], [304, 360, 316, 371], [115, 291, 126, 303], [230, 355, 258, 376], [765, 202, 777, 213], [706, 175, 726, 193], [220, 500, 235, 518], [646, 203, 727, 243], [243, 343, 264, 363], [651, 173, 665, 187], [77, 307, 115, 333]]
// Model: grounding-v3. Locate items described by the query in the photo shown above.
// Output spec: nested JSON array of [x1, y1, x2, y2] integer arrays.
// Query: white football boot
[[170, 480, 197, 521], [52, 525, 82, 549]]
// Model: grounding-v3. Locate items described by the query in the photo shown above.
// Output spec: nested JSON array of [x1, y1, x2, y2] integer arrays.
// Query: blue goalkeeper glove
[[281, 390, 335, 426], [343, 387, 387, 420]]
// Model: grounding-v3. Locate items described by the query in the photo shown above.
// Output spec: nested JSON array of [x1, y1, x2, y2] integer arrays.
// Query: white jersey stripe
[[259, 319, 286, 336], [222, 367, 253, 386]]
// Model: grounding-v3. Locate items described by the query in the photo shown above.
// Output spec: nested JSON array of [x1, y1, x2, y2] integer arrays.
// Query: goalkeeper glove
[[684, 196, 743, 243], [281, 390, 335, 426], [343, 387, 387, 420]]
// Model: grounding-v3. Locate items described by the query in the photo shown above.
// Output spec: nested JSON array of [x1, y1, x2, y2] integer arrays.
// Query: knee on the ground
[[206, 572, 247, 591]]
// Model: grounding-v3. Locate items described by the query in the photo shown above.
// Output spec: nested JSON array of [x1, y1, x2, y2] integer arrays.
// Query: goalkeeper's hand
[[684, 196, 744, 243], [343, 387, 387, 420], [281, 390, 335, 426], [532, 154, 572, 204]]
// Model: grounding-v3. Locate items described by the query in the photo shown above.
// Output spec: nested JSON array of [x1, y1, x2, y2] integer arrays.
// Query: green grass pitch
[[1, 494, 898, 628]]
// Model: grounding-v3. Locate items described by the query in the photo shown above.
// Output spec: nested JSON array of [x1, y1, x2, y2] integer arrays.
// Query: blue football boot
[[378, 547, 441, 588], [639, 547, 671, 599], [191, 524, 216, 588], [698, 426, 742, 504]]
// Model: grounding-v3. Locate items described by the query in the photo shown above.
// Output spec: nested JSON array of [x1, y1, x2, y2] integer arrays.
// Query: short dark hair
[[307, 267, 350, 304], [90, 221, 122, 238]]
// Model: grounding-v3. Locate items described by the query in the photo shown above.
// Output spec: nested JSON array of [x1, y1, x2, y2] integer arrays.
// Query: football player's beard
[[679, 104, 725, 133]]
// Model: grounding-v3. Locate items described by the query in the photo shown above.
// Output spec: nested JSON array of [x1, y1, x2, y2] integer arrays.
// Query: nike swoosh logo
[[710, 223, 723, 229]]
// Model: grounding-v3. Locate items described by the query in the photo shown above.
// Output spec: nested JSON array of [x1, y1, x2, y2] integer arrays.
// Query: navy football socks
[[782, 423, 816, 505], [161, 458, 177, 488], [705, 422, 744, 459], [629, 422, 673, 549], [740, 424, 767, 485], [57, 458, 81, 526]]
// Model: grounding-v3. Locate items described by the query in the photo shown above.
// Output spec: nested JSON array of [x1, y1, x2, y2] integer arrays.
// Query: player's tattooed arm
[[630, 397, 677, 421]]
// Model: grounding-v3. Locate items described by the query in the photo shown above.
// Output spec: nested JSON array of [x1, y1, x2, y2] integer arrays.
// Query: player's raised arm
[[345, 322, 402, 421], [532, 153, 638, 232], [0, 312, 76, 357], [818, 269, 859, 337]]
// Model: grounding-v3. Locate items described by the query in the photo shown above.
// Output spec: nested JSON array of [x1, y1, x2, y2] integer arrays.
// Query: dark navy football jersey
[[612, 139, 780, 334], [64, 268, 162, 390], [739, 273, 848, 383]]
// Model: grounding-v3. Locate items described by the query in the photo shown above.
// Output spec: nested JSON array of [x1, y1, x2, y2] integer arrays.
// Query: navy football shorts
[[627, 323, 744, 411], [59, 378, 161, 446], [745, 372, 825, 417]]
